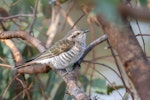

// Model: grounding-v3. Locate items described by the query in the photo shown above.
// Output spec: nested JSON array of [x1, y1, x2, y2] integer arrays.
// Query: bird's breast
[[49, 42, 86, 69]]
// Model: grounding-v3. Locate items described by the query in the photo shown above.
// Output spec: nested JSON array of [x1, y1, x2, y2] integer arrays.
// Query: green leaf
[[90, 0, 122, 24], [53, 81, 66, 100], [32, 78, 41, 100], [79, 75, 89, 91], [0, 43, 5, 57], [107, 85, 124, 94], [139, 0, 148, 6], [9, 0, 35, 15], [45, 71, 56, 96], [92, 78, 107, 94]]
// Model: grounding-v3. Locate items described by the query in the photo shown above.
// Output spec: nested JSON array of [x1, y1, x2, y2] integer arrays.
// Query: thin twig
[[91, 67, 123, 98], [35, 75, 48, 100], [128, 2, 146, 54], [1, 74, 20, 99], [1, 39, 24, 66], [78, 34, 108, 63], [0, 31, 46, 52], [135, 21, 146, 54], [83, 60, 121, 78], [46, 5, 61, 47], [0, 14, 33, 21], [28, 0, 39, 34], [136, 34, 150, 36], [0, 57, 7, 63], [0, 63, 12, 69], [12, 91, 24, 100], [61, 9, 76, 28], [87, 18, 96, 96], [107, 40, 128, 91], [16, 77, 31, 100], [71, 13, 85, 29], [61, 0, 75, 30]]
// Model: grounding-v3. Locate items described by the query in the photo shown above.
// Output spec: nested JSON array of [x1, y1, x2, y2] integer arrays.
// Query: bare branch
[[94, 14, 150, 100], [119, 5, 150, 21], [61, 0, 76, 30], [0, 63, 12, 69], [17, 65, 51, 74], [46, 5, 60, 47], [0, 14, 33, 21], [61, 9, 77, 28], [79, 34, 108, 63], [1, 39, 23, 66], [28, 0, 39, 34], [0, 31, 46, 52], [56, 68, 90, 100]]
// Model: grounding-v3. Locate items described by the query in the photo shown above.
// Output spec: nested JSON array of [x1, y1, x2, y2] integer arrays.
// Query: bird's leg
[[72, 62, 81, 70], [62, 69, 71, 76], [54, 66, 73, 76], [62, 63, 80, 76]]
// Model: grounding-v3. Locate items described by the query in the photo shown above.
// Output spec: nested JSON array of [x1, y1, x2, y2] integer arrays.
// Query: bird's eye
[[77, 32, 80, 35], [72, 35, 76, 38]]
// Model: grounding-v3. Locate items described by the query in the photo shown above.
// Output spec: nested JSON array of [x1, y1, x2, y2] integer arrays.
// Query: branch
[[0, 14, 33, 21], [0, 31, 46, 52], [46, 5, 60, 47], [28, 0, 39, 34], [94, 14, 150, 100], [61, 9, 77, 28], [56, 68, 90, 100], [1, 39, 23, 66], [119, 5, 150, 21], [79, 34, 107, 63], [17, 64, 51, 74]]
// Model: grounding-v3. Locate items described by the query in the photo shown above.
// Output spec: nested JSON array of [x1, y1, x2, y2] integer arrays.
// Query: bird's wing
[[32, 39, 75, 61], [15, 40, 74, 69]]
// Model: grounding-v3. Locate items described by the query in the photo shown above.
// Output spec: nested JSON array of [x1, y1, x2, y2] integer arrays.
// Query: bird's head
[[65, 28, 89, 42]]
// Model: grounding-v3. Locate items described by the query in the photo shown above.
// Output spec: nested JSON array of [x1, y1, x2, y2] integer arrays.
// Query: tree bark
[[95, 15, 150, 100]]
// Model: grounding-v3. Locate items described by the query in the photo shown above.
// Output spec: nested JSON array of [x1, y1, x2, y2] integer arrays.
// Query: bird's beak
[[83, 30, 89, 33]]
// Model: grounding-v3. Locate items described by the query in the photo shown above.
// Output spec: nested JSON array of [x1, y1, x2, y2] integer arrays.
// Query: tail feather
[[15, 61, 36, 69]]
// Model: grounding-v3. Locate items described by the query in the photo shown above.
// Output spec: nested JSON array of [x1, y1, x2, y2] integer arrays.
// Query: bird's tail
[[15, 61, 36, 69]]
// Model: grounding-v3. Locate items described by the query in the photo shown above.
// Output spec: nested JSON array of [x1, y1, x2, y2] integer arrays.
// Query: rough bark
[[95, 15, 150, 100]]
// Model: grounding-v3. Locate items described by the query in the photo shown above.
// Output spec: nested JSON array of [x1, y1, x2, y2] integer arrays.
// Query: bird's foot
[[54, 68, 72, 76], [72, 62, 80, 70]]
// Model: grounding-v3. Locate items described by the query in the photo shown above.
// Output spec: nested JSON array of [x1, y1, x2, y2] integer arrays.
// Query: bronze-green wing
[[33, 39, 75, 61]]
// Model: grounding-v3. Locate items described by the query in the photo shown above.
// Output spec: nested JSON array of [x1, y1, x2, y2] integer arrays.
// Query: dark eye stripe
[[71, 32, 81, 38]]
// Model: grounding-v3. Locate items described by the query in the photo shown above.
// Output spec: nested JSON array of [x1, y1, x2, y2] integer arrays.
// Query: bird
[[15, 28, 88, 71]]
